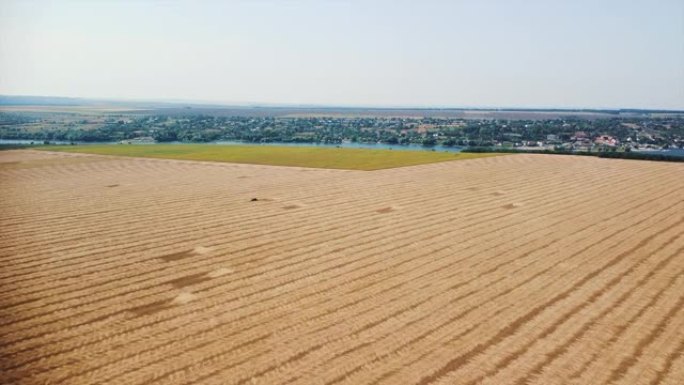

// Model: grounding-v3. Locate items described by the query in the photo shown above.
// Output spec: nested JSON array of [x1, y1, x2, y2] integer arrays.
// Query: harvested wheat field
[[1, 150, 683, 385]]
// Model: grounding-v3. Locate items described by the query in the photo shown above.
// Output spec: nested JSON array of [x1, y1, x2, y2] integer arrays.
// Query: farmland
[[43, 144, 498, 170], [1, 149, 683, 385]]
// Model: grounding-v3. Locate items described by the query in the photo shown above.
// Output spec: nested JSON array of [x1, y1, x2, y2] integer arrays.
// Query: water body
[[0, 139, 464, 153], [212, 140, 465, 153], [637, 148, 684, 157]]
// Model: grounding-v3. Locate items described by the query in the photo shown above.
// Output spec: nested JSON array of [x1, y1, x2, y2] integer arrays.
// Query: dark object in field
[[251, 198, 258, 202]]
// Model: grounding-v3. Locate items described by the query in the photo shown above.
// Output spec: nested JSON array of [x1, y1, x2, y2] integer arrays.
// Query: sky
[[0, 0, 683, 109]]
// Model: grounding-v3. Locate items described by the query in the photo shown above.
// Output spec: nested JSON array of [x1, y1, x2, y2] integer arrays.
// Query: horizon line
[[1, 94, 683, 113]]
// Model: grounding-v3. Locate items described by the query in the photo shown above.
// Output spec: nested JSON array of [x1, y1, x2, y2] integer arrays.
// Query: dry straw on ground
[[0, 150, 682, 385]]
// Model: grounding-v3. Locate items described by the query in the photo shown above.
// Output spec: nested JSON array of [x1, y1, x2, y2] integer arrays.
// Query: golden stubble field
[[0, 150, 683, 385]]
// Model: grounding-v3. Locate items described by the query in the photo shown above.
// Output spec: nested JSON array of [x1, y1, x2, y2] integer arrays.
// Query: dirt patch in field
[[159, 246, 211, 262], [159, 250, 195, 262], [193, 246, 211, 255], [173, 292, 197, 305], [128, 300, 172, 316], [167, 273, 211, 288]]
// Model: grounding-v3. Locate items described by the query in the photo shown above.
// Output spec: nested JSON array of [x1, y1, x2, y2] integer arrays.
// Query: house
[[572, 131, 588, 141], [594, 135, 619, 147]]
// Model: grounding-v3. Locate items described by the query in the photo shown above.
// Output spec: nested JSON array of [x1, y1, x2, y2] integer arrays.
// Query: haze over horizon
[[1, 0, 683, 110]]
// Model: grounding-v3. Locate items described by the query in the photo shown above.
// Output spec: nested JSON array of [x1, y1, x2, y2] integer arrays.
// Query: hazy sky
[[1, 0, 683, 109]]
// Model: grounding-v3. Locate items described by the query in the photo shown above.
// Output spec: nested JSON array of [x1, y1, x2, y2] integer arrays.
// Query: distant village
[[1, 112, 682, 153]]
